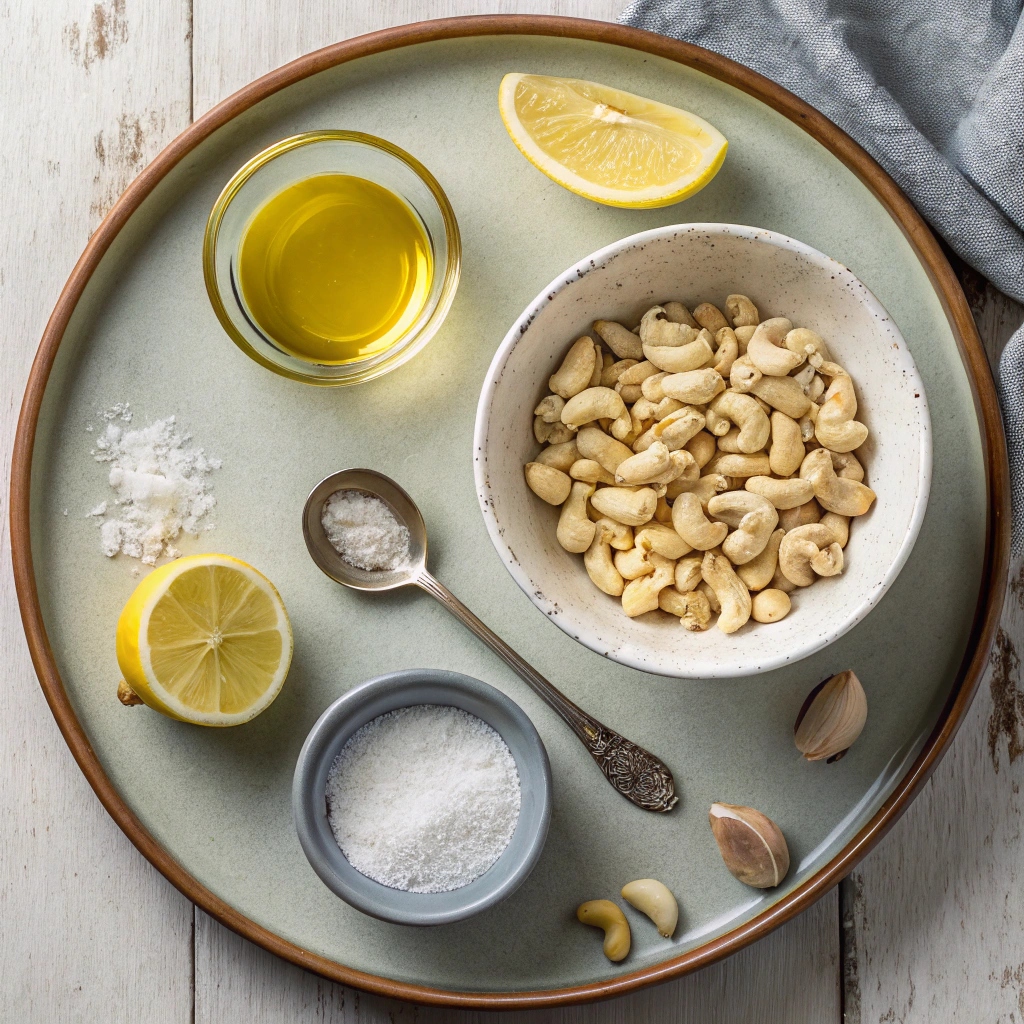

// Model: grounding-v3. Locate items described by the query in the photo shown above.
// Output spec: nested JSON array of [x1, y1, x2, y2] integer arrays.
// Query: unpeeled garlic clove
[[794, 670, 867, 762], [709, 802, 790, 888]]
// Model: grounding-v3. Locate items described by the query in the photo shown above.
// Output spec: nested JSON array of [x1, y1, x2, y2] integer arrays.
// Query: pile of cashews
[[525, 294, 877, 633]]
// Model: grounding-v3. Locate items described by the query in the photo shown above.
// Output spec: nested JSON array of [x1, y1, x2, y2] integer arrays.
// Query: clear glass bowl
[[203, 131, 461, 386]]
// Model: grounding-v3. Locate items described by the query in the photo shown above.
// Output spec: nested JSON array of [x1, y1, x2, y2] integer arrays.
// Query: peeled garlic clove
[[794, 670, 867, 762], [709, 802, 790, 888]]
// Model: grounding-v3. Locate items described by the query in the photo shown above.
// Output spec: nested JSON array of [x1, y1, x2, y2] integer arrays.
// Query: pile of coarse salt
[[325, 705, 522, 893], [89, 404, 221, 566], [321, 489, 411, 571]]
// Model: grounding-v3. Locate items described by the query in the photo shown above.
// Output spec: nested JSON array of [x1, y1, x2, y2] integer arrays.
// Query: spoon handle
[[415, 571, 678, 813]]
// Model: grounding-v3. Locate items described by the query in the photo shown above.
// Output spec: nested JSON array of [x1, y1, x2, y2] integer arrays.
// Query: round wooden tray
[[10, 15, 1009, 1010]]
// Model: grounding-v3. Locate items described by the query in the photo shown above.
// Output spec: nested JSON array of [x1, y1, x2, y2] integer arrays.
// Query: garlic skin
[[794, 670, 867, 762], [708, 802, 790, 888]]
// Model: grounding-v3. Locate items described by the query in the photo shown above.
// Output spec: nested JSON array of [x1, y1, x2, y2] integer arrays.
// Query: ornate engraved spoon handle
[[415, 570, 678, 813]]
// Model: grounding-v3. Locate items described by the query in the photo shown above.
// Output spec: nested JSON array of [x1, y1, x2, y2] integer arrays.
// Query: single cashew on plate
[[577, 899, 631, 962]]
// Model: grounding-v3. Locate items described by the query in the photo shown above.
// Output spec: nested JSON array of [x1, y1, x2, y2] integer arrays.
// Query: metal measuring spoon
[[302, 469, 678, 813]]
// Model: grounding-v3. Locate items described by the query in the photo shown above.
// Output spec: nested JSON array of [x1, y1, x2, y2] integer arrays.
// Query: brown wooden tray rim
[[9, 14, 1010, 1009]]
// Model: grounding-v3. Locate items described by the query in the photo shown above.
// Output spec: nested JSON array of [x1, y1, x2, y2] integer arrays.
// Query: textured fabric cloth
[[620, 0, 1024, 551]]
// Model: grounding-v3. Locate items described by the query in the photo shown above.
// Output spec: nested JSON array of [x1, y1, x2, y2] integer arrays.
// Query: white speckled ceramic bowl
[[474, 224, 932, 679]]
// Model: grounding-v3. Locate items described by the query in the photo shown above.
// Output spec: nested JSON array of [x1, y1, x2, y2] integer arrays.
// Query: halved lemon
[[116, 554, 293, 727], [498, 73, 728, 208]]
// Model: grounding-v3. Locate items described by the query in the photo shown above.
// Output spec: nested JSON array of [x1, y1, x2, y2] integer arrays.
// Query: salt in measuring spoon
[[302, 469, 678, 813]]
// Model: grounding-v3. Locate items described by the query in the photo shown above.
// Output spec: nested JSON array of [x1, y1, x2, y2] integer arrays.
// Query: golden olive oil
[[237, 173, 432, 365]]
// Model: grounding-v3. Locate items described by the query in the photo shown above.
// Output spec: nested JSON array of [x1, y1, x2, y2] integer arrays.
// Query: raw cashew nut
[[660, 368, 726, 405], [614, 362, 655, 389], [524, 462, 572, 505], [672, 492, 729, 550], [708, 491, 779, 565], [614, 544, 656, 580], [747, 317, 802, 376], [771, 563, 797, 593], [549, 337, 597, 399], [672, 474, 731, 506], [663, 300, 698, 327], [577, 900, 631, 962], [820, 511, 850, 547], [593, 320, 643, 361], [749, 375, 812, 418], [534, 417, 575, 445], [701, 549, 752, 633], [635, 522, 692, 559], [725, 294, 759, 327], [593, 516, 634, 550], [591, 486, 658, 526], [779, 523, 844, 586], [751, 588, 791, 623], [639, 306, 699, 347], [708, 391, 770, 453], [561, 387, 631, 440], [709, 453, 772, 478], [704, 407, 731, 436], [698, 579, 721, 614], [736, 527, 784, 591], [715, 427, 746, 454], [713, 327, 740, 376], [675, 555, 703, 592], [734, 324, 756, 353], [778, 498, 822, 532], [768, 411, 805, 477], [621, 879, 679, 938], [830, 450, 865, 481], [815, 370, 869, 452], [784, 327, 830, 366], [534, 394, 565, 423], [692, 302, 730, 335], [730, 354, 762, 393], [575, 426, 634, 474], [685, 430, 718, 468], [589, 344, 604, 387], [584, 522, 625, 596], [534, 439, 579, 472], [641, 309, 715, 372], [639, 372, 671, 402], [745, 475, 815, 509], [650, 406, 706, 452], [615, 442, 696, 486], [799, 448, 876, 516], [601, 358, 638, 388], [659, 587, 710, 629], [622, 551, 676, 616], [556, 481, 596, 553], [570, 458, 616, 485]]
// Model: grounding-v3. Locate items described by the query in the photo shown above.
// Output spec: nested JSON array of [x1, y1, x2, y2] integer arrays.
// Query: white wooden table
[[3, 3, 1022, 1020]]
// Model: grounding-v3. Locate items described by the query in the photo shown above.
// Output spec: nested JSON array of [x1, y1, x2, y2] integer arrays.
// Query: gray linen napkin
[[620, 0, 1024, 551]]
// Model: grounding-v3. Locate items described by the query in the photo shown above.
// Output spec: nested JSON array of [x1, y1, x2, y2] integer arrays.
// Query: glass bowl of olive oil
[[204, 132, 461, 386]]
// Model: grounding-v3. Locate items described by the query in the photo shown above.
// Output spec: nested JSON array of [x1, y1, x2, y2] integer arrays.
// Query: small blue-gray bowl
[[292, 669, 552, 926]]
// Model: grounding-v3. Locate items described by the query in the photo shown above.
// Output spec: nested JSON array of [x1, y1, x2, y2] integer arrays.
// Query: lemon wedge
[[498, 73, 728, 208], [116, 554, 293, 727]]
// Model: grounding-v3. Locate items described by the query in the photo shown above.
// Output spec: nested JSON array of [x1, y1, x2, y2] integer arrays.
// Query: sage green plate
[[13, 17, 1006, 1009]]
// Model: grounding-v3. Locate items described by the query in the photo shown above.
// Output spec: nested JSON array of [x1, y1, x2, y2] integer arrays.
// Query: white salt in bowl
[[473, 224, 932, 679], [292, 668, 552, 926]]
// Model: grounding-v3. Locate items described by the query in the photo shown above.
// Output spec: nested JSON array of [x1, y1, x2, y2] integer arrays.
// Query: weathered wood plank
[[195, 889, 839, 1023], [842, 286, 1024, 1024], [0, 1, 194, 1020]]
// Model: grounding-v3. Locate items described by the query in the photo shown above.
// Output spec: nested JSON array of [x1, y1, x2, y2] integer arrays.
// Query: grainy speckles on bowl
[[472, 224, 932, 679]]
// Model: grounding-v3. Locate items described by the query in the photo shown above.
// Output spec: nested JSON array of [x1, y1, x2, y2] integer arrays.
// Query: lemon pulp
[[237, 173, 432, 365], [499, 74, 728, 208], [116, 554, 292, 727]]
